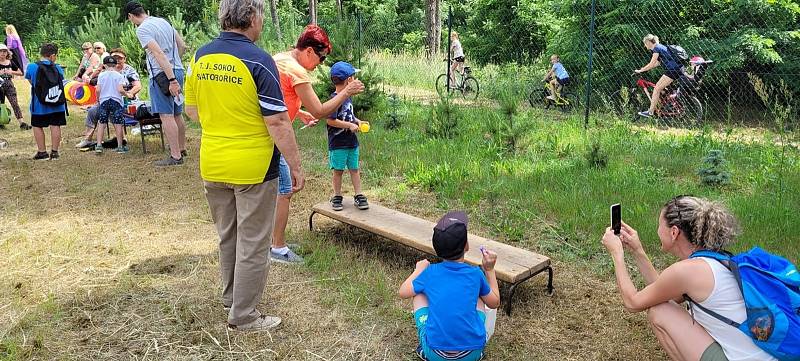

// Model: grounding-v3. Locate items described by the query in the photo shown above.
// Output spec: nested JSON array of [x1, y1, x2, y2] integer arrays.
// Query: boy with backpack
[[399, 211, 501, 361], [94, 56, 130, 154], [25, 43, 67, 160], [326, 61, 369, 211]]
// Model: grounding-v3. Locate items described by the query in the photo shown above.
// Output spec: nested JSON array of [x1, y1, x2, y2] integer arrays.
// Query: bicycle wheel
[[559, 92, 579, 113], [462, 77, 479, 101], [435, 74, 456, 97], [529, 87, 548, 108], [677, 95, 703, 125]]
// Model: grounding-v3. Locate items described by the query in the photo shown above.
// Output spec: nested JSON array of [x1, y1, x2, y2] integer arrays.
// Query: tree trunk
[[309, 0, 317, 24], [336, 0, 343, 20], [424, 0, 440, 58], [270, 0, 282, 41]]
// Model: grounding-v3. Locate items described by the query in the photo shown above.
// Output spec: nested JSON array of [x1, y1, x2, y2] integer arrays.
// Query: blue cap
[[330, 61, 359, 81]]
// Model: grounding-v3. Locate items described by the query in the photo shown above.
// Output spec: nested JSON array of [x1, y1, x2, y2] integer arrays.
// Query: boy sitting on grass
[[94, 56, 129, 154], [399, 211, 500, 361], [326, 61, 368, 211]]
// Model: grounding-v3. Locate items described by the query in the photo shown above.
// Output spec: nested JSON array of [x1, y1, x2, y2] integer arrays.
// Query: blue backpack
[[687, 247, 800, 360]]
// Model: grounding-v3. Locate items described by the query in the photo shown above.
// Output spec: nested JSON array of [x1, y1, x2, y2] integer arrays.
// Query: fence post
[[584, 0, 597, 129], [446, 6, 452, 91]]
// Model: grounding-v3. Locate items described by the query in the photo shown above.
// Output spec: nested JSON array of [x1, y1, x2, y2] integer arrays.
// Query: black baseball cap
[[432, 211, 469, 260], [122, 1, 144, 16], [103, 56, 118, 66]]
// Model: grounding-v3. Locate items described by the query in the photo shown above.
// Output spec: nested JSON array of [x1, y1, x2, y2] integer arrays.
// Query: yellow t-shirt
[[273, 51, 312, 121], [185, 32, 287, 184]]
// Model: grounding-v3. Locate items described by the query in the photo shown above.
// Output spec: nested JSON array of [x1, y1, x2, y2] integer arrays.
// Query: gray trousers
[[204, 179, 278, 326]]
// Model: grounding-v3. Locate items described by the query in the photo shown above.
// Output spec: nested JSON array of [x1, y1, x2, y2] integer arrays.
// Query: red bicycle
[[611, 59, 712, 124]]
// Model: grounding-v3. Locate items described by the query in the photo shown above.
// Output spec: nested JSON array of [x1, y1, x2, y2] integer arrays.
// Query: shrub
[[698, 149, 732, 186], [425, 94, 459, 139]]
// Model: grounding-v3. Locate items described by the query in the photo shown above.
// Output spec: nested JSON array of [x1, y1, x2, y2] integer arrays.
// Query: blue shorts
[[278, 155, 292, 196], [97, 100, 125, 125], [414, 307, 485, 361], [148, 69, 185, 115], [329, 147, 359, 171]]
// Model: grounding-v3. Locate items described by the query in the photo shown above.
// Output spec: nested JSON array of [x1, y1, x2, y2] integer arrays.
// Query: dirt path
[[0, 80, 667, 360]]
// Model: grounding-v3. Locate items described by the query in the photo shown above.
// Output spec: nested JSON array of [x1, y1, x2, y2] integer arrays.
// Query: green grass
[[298, 100, 799, 270]]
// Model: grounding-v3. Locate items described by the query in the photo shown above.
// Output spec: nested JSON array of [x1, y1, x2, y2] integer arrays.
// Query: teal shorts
[[329, 147, 359, 171], [414, 307, 485, 361]]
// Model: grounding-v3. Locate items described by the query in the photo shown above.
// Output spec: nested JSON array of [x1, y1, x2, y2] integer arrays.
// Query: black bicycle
[[436, 62, 479, 101]]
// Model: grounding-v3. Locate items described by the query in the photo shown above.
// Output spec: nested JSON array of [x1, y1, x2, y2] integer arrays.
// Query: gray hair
[[662, 196, 740, 251], [218, 0, 265, 31]]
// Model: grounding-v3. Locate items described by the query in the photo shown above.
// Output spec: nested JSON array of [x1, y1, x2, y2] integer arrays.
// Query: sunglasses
[[313, 47, 327, 63], [82, 48, 91, 50], [95, 47, 103, 50], [112, 54, 126, 60]]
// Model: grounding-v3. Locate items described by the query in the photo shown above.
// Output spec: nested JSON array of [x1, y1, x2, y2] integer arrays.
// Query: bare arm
[[399, 260, 429, 299], [264, 112, 304, 193], [3, 67, 22, 77], [602, 228, 691, 312], [175, 30, 187, 57], [127, 81, 143, 98], [185, 105, 199, 122], [294, 81, 364, 119], [145, 40, 176, 80], [116, 83, 126, 96], [480, 249, 501, 309], [637, 53, 660, 73], [619, 222, 659, 284], [326, 118, 359, 132]]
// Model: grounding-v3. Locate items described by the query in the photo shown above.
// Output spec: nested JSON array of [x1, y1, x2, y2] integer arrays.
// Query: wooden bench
[[309, 200, 554, 315]]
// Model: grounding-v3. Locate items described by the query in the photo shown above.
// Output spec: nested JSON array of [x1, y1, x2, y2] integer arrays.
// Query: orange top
[[273, 51, 312, 121]]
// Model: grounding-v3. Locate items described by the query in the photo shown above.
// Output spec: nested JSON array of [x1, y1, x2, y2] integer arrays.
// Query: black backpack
[[667, 44, 689, 65], [33, 61, 66, 106]]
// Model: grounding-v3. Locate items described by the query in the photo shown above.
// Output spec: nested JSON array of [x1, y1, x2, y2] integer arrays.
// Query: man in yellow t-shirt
[[183, 0, 304, 333]]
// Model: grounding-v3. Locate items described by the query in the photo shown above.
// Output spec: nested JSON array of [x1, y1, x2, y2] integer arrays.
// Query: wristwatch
[[168, 77, 177, 82]]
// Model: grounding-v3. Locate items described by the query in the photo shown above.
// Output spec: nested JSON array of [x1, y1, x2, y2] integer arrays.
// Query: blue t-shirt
[[25, 61, 67, 115], [326, 93, 358, 150], [552, 62, 569, 80], [653, 44, 681, 71], [412, 261, 492, 351]]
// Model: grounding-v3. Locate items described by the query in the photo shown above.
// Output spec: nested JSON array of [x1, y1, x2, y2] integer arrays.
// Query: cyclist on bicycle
[[634, 34, 684, 118], [543, 54, 570, 100], [448, 31, 465, 86]]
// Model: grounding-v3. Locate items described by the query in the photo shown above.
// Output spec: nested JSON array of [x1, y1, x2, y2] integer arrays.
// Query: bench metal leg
[[502, 266, 555, 316], [308, 211, 318, 231]]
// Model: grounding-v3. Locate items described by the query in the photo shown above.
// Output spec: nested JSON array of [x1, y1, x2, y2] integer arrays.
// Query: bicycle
[[435, 60, 480, 101], [529, 78, 579, 113], [610, 59, 712, 124]]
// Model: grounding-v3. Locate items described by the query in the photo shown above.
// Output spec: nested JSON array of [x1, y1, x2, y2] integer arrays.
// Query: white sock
[[272, 246, 289, 255]]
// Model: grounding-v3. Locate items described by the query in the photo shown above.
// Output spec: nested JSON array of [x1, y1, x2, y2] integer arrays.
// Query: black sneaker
[[19, 122, 31, 130], [330, 195, 343, 211], [181, 149, 188, 157], [354, 194, 369, 210], [154, 156, 184, 167], [49, 150, 60, 160], [32, 151, 49, 160]]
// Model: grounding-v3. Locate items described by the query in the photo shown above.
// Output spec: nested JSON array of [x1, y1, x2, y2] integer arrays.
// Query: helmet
[[690, 56, 706, 65]]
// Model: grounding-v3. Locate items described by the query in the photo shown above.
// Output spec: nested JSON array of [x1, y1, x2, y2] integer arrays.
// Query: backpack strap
[[686, 250, 746, 329]]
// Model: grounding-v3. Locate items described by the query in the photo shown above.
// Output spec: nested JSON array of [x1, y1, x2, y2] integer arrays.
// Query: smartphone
[[610, 203, 621, 235]]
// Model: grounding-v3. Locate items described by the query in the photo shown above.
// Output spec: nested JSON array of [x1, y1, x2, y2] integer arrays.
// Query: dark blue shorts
[[97, 100, 125, 125]]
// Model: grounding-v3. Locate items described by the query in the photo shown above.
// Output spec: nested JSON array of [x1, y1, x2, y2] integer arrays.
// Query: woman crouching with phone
[[601, 196, 776, 361]]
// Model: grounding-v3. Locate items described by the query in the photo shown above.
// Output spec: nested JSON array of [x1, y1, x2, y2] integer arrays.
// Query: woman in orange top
[[270, 25, 364, 264]]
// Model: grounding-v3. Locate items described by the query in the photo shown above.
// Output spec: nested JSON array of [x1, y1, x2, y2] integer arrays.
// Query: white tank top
[[694, 258, 778, 361]]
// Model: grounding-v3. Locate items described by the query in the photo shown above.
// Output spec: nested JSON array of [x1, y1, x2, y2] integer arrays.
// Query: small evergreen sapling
[[697, 149, 732, 186]]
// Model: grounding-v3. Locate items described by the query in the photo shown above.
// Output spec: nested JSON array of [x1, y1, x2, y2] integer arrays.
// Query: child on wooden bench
[[398, 211, 500, 361]]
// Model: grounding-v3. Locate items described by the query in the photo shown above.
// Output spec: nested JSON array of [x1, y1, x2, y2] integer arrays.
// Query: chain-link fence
[[306, 0, 797, 130]]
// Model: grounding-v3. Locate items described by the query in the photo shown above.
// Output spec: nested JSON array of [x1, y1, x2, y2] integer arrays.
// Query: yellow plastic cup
[[359, 122, 370, 133]]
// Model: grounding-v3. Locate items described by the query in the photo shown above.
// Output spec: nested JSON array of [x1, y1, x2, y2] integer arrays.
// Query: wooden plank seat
[[309, 200, 554, 315]]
